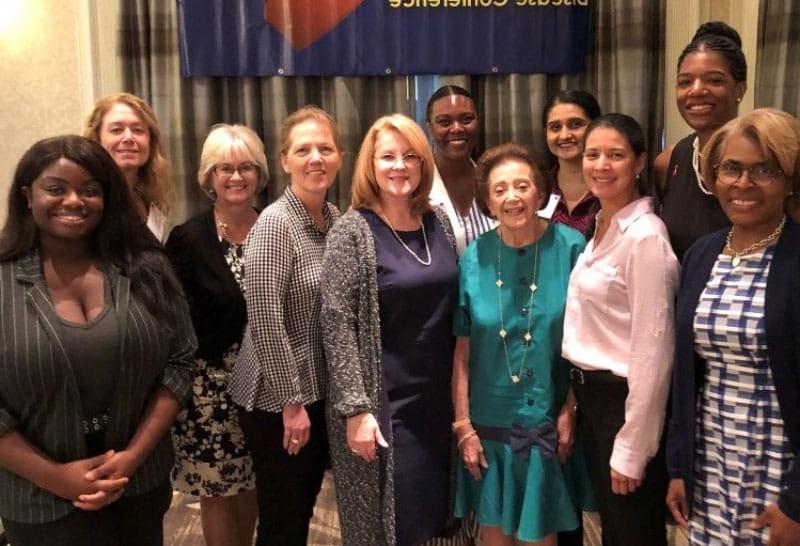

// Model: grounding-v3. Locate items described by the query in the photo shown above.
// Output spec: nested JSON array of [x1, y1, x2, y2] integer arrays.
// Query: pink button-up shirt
[[562, 196, 679, 479]]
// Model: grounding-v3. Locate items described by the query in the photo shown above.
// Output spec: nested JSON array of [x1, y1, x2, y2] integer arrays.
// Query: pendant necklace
[[496, 229, 539, 383], [725, 216, 786, 267], [380, 212, 432, 266], [692, 136, 713, 196]]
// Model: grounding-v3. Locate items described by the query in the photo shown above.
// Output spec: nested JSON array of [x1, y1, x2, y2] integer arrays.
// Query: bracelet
[[452, 418, 471, 432], [457, 430, 477, 448]]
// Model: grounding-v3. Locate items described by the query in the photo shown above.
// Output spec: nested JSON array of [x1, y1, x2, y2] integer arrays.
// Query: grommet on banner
[[491, 67, 499, 73], [385, 68, 392, 74], [277, 68, 285, 75]]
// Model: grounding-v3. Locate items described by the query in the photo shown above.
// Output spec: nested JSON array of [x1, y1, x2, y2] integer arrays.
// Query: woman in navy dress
[[322, 114, 460, 545]]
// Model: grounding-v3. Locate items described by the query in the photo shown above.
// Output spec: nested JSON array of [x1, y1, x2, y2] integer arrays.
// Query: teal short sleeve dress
[[453, 224, 595, 542]]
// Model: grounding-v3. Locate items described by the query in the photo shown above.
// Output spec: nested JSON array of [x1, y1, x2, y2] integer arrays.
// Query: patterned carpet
[[164, 471, 687, 545]]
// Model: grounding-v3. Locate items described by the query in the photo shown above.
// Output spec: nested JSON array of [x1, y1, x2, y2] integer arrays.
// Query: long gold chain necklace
[[496, 232, 539, 383], [725, 216, 786, 267]]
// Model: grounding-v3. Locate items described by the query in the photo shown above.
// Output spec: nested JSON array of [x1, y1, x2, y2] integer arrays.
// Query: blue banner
[[178, 0, 590, 77]]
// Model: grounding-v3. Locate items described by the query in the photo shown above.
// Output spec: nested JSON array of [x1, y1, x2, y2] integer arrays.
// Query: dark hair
[[0, 135, 185, 325], [677, 21, 747, 82], [475, 143, 552, 218], [584, 113, 648, 195], [425, 85, 475, 122], [542, 90, 602, 128]]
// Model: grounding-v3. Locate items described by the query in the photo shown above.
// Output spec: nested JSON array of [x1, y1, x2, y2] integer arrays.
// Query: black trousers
[[1, 480, 171, 546], [238, 399, 328, 546], [574, 378, 668, 546]]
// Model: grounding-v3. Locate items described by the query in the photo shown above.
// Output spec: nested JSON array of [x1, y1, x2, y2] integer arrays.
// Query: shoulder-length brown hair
[[84, 92, 174, 214], [350, 114, 434, 216]]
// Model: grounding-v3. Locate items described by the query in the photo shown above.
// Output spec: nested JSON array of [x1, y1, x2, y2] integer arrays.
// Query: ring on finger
[[290, 438, 300, 444]]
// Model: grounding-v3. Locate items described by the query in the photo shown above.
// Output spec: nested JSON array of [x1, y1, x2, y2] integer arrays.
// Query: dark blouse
[[660, 134, 730, 262]]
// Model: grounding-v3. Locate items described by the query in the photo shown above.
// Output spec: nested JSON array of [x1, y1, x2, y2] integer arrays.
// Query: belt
[[474, 422, 557, 458], [82, 412, 110, 434], [569, 366, 627, 385]]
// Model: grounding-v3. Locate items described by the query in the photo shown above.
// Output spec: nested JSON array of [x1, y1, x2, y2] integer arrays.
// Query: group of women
[[0, 19, 798, 546]]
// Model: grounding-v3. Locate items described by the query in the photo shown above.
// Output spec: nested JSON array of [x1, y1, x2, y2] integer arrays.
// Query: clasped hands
[[51, 449, 137, 511]]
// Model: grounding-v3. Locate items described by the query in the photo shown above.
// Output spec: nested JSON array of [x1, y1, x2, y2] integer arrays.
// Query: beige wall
[[0, 0, 119, 226]]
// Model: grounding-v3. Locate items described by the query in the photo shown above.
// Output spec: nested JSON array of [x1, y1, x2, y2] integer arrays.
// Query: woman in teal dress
[[452, 143, 593, 545]]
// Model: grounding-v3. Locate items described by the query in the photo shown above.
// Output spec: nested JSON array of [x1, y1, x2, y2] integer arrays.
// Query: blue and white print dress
[[690, 246, 795, 545]]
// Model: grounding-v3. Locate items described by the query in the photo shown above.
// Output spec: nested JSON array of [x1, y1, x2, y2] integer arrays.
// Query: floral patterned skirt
[[171, 346, 255, 497]]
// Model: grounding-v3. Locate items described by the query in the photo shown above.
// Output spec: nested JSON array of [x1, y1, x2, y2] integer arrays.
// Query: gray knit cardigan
[[321, 207, 456, 546]]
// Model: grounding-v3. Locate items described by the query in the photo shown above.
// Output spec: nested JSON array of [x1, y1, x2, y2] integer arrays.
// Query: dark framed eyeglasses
[[714, 161, 784, 186], [214, 162, 257, 177]]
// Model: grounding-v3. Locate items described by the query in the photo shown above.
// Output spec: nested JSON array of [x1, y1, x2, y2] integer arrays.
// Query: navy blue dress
[[361, 209, 459, 546]]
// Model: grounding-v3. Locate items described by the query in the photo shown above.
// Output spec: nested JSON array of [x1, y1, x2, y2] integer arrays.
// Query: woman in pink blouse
[[561, 113, 679, 546]]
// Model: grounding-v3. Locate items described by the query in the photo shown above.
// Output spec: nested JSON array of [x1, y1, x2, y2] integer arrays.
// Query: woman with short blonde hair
[[167, 123, 267, 546]]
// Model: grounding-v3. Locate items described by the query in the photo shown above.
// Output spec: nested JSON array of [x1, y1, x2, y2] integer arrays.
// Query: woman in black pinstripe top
[[0, 135, 196, 546]]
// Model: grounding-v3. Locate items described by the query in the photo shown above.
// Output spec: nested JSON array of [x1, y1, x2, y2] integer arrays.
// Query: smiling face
[[545, 102, 591, 162], [98, 102, 151, 176], [676, 50, 745, 134], [486, 159, 542, 237], [280, 119, 342, 202], [714, 133, 790, 235], [211, 149, 260, 207], [582, 127, 644, 209], [428, 94, 478, 161], [22, 158, 104, 244], [373, 128, 423, 209]]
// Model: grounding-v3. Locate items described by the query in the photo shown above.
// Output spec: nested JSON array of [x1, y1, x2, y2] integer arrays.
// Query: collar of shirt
[[283, 186, 335, 233], [597, 196, 655, 238]]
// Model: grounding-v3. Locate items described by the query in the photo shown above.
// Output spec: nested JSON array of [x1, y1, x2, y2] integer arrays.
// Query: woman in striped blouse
[[0, 135, 195, 546]]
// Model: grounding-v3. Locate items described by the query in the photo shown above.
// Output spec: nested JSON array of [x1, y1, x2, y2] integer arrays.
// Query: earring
[[737, 97, 742, 103]]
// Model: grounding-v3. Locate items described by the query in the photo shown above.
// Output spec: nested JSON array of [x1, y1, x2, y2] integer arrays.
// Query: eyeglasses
[[714, 161, 784, 186], [214, 162, 257, 177], [374, 153, 423, 168]]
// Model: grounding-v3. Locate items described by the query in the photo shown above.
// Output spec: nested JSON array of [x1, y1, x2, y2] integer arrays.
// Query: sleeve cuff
[[162, 364, 195, 407], [610, 442, 649, 480]]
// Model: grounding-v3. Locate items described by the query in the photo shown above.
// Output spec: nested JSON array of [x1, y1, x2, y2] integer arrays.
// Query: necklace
[[692, 136, 713, 196], [725, 216, 786, 267], [496, 229, 539, 383], [214, 212, 232, 241], [215, 209, 256, 244], [380, 213, 432, 266]]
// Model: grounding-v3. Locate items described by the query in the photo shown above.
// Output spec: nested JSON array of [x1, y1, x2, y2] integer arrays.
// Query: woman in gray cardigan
[[321, 114, 460, 546]]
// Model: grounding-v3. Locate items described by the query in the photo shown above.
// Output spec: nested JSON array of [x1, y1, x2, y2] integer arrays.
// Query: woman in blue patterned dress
[[666, 108, 800, 546], [452, 143, 594, 545], [167, 124, 267, 546]]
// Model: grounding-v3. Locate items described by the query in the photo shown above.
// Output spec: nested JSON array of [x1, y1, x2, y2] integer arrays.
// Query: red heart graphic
[[264, 0, 365, 52]]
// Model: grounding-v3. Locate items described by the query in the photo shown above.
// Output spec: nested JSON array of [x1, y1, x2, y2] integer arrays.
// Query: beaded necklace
[[692, 136, 713, 196], [496, 231, 539, 383]]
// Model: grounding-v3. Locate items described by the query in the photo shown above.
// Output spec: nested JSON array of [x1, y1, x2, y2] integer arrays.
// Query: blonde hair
[[279, 105, 342, 156], [197, 124, 269, 199], [702, 108, 800, 200], [350, 114, 434, 216], [84, 92, 174, 214]]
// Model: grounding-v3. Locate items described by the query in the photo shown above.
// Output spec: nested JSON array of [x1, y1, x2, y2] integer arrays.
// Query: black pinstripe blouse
[[0, 251, 196, 524]]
